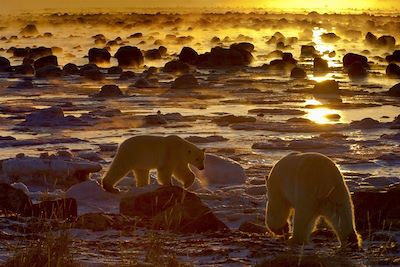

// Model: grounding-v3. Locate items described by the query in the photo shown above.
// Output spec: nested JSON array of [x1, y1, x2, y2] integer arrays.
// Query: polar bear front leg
[[266, 189, 291, 235], [157, 167, 173, 186], [290, 202, 318, 245], [173, 165, 195, 188], [134, 169, 150, 187]]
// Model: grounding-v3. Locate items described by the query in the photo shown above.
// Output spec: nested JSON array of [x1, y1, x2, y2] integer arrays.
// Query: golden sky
[[1, 0, 398, 12]]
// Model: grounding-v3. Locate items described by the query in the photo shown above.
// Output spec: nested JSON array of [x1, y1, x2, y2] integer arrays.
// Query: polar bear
[[265, 152, 361, 249], [101, 135, 205, 193]]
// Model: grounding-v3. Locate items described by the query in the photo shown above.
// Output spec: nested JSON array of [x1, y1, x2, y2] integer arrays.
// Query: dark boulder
[[230, 42, 255, 52], [132, 78, 152, 88], [88, 48, 111, 64], [171, 74, 199, 89], [163, 60, 190, 73], [20, 24, 39, 35], [144, 49, 162, 60], [0, 183, 32, 214], [0, 56, 11, 68], [95, 84, 123, 98], [63, 63, 80, 75], [377, 35, 396, 48], [343, 53, 368, 68], [300, 45, 316, 57], [290, 67, 307, 79], [29, 46, 53, 59], [158, 46, 167, 56], [313, 80, 339, 94], [387, 83, 400, 97], [120, 186, 228, 233], [347, 62, 368, 79], [119, 71, 136, 80], [107, 66, 123, 74], [386, 63, 400, 78], [365, 32, 377, 45], [34, 55, 58, 70], [178, 47, 198, 64], [14, 64, 34, 75], [35, 65, 63, 78], [114, 46, 144, 67], [196, 45, 253, 68], [80, 64, 105, 81], [386, 50, 400, 63], [12, 47, 29, 58], [321, 32, 340, 42], [353, 184, 400, 230], [313, 57, 329, 73]]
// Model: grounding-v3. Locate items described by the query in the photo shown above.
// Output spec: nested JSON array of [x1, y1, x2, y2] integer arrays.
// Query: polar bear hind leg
[[266, 188, 291, 235]]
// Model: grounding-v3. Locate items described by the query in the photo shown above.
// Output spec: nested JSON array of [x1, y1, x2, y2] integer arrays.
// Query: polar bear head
[[186, 145, 205, 170]]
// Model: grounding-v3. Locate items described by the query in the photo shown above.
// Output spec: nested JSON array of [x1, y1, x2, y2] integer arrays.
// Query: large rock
[[88, 48, 111, 64], [21, 106, 85, 126], [377, 35, 396, 48], [343, 53, 368, 68], [120, 186, 228, 233], [178, 47, 198, 64], [34, 55, 58, 70], [388, 83, 400, 97], [0, 56, 11, 71], [144, 49, 162, 60], [347, 62, 367, 79], [63, 63, 80, 75], [35, 65, 63, 78], [95, 84, 123, 98], [353, 184, 400, 230], [386, 50, 400, 63], [196, 45, 253, 68], [163, 60, 190, 73], [171, 74, 199, 89], [0, 183, 32, 214], [114, 46, 143, 67], [313, 80, 339, 94], [191, 154, 247, 185], [2, 153, 102, 183], [386, 63, 400, 78], [300, 45, 316, 57], [313, 57, 329, 73]]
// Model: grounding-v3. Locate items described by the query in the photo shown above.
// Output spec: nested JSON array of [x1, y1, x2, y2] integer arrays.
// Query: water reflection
[[304, 99, 341, 124]]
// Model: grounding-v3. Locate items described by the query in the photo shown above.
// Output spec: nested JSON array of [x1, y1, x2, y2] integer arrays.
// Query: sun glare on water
[[304, 99, 341, 124]]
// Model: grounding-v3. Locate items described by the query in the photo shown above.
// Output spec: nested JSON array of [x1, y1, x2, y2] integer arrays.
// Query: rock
[[185, 135, 228, 143], [66, 180, 112, 202], [88, 48, 111, 64], [0, 183, 32, 214], [34, 55, 58, 70], [163, 60, 190, 73], [386, 63, 400, 78], [120, 186, 228, 233], [119, 71, 136, 80], [290, 67, 307, 79], [20, 24, 39, 35], [343, 53, 368, 68], [377, 35, 396, 48], [107, 66, 123, 74], [300, 45, 316, 57], [386, 50, 400, 63], [0, 56, 11, 71], [14, 64, 34, 75], [321, 32, 340, 42], [313, 57, 329, 73], [365, 32, 377, 45], [8, 79, 34, 89], [313, 80, 339, 94], [178, 47, 198, 64], [22, 106, 63, 126], [196, 45, 253, 68], [63, 63, 79, 75], [212, 114, 256, 125], [347, 62, 367, 79], [24, 198, 77, 219], [132, 78, 152, 88], [35, 65, 63, 78], [144, 114, 167, 125], [29, 46, 53, 59], [114, 46, 143, 67], [74, 213, 113, 231], [144, 49, 162, 60], [171, 74, 199, 89], [350, 118, 381, 129], [388, 83, 400, 97], [2, 154, 101, 184], [80, 64, 105, 81], [353, 184, 400, 230], [230, 42, 255, 52], [191, 154, 247, 185], [95, 85, 123, 98], [239, 221, 267, 234]]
